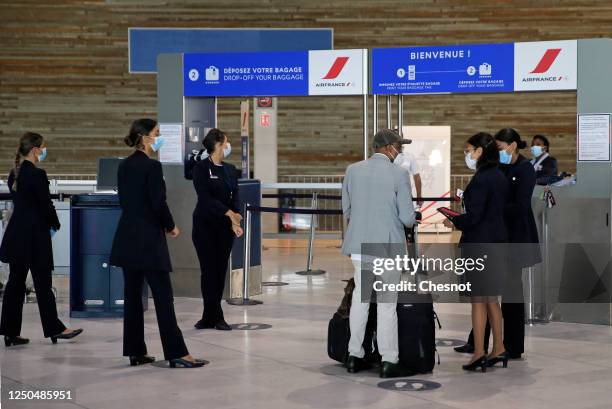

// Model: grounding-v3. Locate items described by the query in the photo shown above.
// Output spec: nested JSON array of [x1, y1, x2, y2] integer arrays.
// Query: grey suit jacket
[[341, 153, 416, 256]]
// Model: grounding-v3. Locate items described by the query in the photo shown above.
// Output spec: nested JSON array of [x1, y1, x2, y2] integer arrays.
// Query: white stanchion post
[[296, 193, 325, 276]]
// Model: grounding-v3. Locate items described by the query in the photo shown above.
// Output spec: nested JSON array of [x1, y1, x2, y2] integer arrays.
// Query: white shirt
[[394, 151, 420, 175]]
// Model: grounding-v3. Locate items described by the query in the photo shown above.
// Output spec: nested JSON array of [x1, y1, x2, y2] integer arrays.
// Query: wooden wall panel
[[1, 0, 608, 177]]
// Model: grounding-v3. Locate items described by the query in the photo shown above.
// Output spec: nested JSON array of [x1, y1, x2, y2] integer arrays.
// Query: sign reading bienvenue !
[[371, 43, 515, 95]]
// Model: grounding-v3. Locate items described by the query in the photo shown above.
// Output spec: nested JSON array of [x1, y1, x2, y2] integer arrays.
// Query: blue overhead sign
[[184, 51, 309, 97], [130, 28, 333, 73], [371, 43, 514, 94]]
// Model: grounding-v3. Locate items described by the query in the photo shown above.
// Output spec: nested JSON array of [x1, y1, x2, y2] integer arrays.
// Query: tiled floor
[[1, 240, 612, 409]]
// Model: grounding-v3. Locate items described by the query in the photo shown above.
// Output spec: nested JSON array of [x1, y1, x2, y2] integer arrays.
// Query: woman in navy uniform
[[110, 118, 204, 368], [444, 132, 510, 371], [192, 128, 243, 331], [495, 128, 541, 358], [0, 132, 83, 347], [530, 134, 558, 185], [455, 128, 540, 361]]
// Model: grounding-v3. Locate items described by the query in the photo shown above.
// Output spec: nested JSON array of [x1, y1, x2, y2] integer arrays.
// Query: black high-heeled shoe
[[169, 358, 206, 368], [215, 320, 232, 331], [50, 328, 83, 344], [487, 351, 509, 368], [462, 355, 488, 372], [454, 343, 475, 354], [129, 355, 156, 366], [4, 336, 29, 347]]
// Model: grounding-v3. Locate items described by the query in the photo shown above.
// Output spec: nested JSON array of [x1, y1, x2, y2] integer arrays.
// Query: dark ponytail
[[125, 118, 157, 148], [495, 128, 527, 150], [467, 132, 498, 169], [13, 132, 44, 191]]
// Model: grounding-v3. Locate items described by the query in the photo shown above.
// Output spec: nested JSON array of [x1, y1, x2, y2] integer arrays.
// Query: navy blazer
[[453, 164, 509, 244], [502, 155, 541, 266], [110, 150, 175, 272], [532, 154, 558, 185], [0, 161, 60, 270], [192, 158, 240, 230]]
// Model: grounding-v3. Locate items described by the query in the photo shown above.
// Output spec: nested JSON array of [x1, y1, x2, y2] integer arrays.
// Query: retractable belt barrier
[[262, 193, 459, 202], [0, 193, 72, 201]]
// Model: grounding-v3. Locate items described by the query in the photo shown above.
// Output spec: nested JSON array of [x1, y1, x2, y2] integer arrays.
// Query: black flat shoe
[[194, 320, 215, 330], [487, 352, 509, 368], [345, 355, 372, 373], [215, 320, 232, 331], [454, 343, 475, 354], [129, 355, 156, 366], [462, 355, 488, 372], [51, 328, 83, 344], [380, 361, 417, 378], [4, 336, 29, 347], [169, 358, 206, 368]]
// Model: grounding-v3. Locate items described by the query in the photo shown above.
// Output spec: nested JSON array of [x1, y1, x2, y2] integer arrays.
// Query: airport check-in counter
[[162, 166, 262, 299], [68, 178, 261, 318], [528, 39, 612, 325], [70, 194, 147, 318], [532, 183, 611, 325]]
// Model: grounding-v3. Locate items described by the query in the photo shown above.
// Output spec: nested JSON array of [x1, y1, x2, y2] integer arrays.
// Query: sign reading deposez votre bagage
[[183, 50, 368, 96]]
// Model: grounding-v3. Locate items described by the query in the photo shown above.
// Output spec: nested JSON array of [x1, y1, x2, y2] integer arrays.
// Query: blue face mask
[[151, 136, 165, 152], [530, 146, 543, 157], [223, 142, 232, 158], [499, 149, 512, 165], [465, 152, 477, 170], [37, 147, 47, 162]]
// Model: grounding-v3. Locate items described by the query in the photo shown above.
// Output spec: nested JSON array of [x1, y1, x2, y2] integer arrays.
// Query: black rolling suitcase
[[397, 293, 440, 373], [397, 216, 440, 373], [327, 279, 379, 364]]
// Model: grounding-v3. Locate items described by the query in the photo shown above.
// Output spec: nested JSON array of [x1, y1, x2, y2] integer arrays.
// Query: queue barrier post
[[227, 202, 263, 306], [296, 193, 326, 276], [527, 195, 551, 325]]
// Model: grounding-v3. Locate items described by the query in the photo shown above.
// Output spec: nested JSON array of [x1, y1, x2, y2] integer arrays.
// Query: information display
[[184, 51, 309, 97], [372, 43, 514, 95]]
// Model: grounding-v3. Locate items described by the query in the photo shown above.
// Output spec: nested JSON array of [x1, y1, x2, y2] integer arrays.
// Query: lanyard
[[208, 158, 234, 193], [531, 152, 549, 170]]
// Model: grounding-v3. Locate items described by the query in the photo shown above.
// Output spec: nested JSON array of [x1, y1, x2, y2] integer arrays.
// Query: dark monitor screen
[[96, 157, 124, 190]]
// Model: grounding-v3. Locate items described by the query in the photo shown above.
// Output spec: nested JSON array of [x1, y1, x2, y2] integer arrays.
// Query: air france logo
[[522, 48, 568, 84], [315, 56, 353, 88], [322, 57, 350, 79], [530, 49, 562, 73]]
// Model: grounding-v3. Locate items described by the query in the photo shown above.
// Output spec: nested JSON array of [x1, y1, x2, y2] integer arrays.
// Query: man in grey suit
[[341, 129, 416, 378]]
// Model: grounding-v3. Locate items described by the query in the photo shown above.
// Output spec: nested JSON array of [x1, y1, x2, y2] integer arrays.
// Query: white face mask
[[465, 152, 477, 170], [389, 145, 400, 162]]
